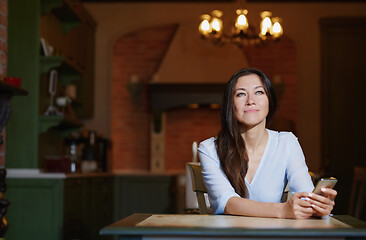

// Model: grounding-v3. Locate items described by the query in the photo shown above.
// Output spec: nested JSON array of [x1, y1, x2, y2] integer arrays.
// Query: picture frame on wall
[[40, 37, 49, 56], [40, 38, 54, 56]]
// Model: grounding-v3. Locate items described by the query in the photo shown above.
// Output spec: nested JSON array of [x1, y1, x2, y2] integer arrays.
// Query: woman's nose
[[246, 96, 255, 105]]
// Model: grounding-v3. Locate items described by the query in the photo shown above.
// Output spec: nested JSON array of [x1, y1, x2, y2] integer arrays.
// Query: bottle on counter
[[65, 138, 81, 173], [97, 137, 109, 172], [81, 130, 98, 173]]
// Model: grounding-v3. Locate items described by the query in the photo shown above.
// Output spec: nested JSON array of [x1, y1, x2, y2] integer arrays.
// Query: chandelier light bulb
[[271, 17, 283, 38], [259, 11, 273, 39], [211, 18, 222, 32], [199, 14, 212, 35], [201, 20, 210, 31], [210, 10, 223, 33], [235, 9, 249, 32]]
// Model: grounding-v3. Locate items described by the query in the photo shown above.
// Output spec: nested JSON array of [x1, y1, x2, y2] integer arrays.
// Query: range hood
[[149, 83, 225, 133], [149, 83, 226, 111]]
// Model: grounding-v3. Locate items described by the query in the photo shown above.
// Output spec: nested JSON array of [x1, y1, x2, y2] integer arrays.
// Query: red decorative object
[[3, 77, 21, 88], [45, 156, 71, 173]]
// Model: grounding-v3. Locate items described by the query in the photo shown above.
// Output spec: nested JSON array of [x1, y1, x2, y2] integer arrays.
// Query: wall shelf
[[40, 56, 83, 85], [41, 0, 82, 33], [39, 115, 83, 134], [39, 115, 63, 134], [0, 81, 28, 96]]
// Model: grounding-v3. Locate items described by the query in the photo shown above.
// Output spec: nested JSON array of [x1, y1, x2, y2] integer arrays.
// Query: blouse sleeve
[[285, 133, 314, 194], [198, 138, 240, 214]]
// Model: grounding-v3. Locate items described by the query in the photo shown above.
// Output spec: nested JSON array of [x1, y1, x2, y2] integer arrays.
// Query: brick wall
[[111, 24, 177, 170], [111, 27, 297, 172], [165, 108, 221, 170], [0, 0, 7, 167]]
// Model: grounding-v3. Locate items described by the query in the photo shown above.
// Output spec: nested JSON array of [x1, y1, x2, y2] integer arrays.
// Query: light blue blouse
[[198, 129, 314, 214]]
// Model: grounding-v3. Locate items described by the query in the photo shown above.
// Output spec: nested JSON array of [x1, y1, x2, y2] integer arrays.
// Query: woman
[[198, 68, 336, 219]]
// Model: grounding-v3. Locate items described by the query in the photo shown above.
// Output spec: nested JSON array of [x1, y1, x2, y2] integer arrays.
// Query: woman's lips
[[245, 109, 258, 113]]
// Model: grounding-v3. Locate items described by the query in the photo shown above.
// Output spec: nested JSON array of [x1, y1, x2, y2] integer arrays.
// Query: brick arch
[[111, 24, 178, 171]]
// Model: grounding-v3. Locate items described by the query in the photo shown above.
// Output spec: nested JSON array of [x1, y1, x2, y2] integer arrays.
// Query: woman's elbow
[[224, 196, 241, 215]]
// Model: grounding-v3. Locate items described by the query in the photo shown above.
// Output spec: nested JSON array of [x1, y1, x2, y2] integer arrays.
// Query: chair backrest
[[282, 171, 317, 202], [349, 166, 366, 218], [186, 162, 209, 214]]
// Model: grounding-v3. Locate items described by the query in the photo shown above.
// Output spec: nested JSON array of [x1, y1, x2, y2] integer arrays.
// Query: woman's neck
[[241, 123, 268, 153]]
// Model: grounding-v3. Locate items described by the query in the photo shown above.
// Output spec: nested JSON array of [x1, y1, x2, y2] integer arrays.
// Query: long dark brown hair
[[215, 68, 277, 197]]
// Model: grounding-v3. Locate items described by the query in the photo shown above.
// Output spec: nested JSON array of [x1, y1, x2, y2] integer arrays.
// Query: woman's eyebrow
[[235, 86, 263, 92], [235, 87, 246, 92]]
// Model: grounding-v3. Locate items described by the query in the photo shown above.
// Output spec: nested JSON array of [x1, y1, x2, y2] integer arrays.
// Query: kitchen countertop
[[5, 168, 185, 179]]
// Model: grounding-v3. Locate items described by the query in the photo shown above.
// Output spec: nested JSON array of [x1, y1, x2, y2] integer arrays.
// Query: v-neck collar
[[245, 129, 271, 186]]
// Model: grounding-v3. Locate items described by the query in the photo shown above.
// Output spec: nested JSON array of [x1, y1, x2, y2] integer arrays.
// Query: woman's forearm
[[224, 196, 284, 218]]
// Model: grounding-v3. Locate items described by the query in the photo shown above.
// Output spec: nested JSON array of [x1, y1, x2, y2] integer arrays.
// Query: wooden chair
[[349, 166, 366, 219], [281, 182, 291, 202], [186, 162, 210, 214]]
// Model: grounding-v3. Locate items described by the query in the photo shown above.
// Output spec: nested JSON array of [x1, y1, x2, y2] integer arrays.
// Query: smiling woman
[[198, 68, 337, 219]]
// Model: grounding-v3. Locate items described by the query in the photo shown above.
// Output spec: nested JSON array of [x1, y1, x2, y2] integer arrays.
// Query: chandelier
[[198, 4, 283, 47]]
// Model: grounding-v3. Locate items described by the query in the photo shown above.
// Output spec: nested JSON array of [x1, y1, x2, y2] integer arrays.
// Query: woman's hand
[[305, 188, 337, 217], [282, 192, 314, 219]]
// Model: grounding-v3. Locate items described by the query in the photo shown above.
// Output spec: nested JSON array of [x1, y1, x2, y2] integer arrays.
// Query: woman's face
[[233, 74, 269, 129]]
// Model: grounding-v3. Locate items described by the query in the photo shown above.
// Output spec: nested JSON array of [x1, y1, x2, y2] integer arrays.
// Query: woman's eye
[[255, 90, 265, 95], [236, 92, 246, 97]]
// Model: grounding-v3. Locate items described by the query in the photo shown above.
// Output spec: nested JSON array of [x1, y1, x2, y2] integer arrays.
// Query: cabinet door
[[63, 178, 85, 239], [115, 176, 176, 219], [88, 177, 114, 240], [64, 177, 113, 240], [6, 178, 64, 240]]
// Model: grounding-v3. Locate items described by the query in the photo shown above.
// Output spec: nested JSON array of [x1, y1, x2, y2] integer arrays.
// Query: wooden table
[[100, 214, 366, 240]]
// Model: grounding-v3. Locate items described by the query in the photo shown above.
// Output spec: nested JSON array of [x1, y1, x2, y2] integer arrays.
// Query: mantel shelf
[[0, 81, 28, 96]]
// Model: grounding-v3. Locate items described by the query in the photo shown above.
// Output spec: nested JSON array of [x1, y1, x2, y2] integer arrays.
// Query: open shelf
[[41, 0, 82, 33], [39, 115, 64, 134], [0, 81, 28, 96], [40, 56, 83, 85], [39, 115, 83, 134]]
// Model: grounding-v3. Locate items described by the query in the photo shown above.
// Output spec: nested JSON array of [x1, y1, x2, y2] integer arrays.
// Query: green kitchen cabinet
[[6, 176, 114, 240], [6, 178, 63, 240], [5, 173, 179, 239]]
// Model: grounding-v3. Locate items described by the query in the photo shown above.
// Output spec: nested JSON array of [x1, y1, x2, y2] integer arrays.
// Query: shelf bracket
[[38, 115, 63, 134], [40, 56, 64, 74]]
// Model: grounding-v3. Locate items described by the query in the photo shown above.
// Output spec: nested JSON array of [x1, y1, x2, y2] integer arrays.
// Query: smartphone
[[312, 177, 338, 196]]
